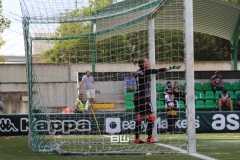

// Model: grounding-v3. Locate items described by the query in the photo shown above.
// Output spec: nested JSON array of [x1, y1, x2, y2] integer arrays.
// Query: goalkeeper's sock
[[135, 121, 141, 139], [147, 121, 154, 138]]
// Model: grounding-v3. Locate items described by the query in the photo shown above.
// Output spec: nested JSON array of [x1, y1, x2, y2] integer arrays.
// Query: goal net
[[20, 0, 192, 155]]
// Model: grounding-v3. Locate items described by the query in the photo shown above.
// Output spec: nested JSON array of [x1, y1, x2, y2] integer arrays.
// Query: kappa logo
[[0, 118, 19, 132], [35, 119, 91, 134]]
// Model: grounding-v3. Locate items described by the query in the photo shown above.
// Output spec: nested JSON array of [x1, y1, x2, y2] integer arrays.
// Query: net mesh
[[20, 0, 187, 154]]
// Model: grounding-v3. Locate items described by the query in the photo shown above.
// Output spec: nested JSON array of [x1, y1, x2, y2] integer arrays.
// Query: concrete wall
[[1, 61, 240, 83], [0, 81, 126, 114], [0, 91, 28, 114]]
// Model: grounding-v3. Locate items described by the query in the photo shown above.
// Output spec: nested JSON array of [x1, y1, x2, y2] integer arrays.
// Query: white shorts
[[86, 89, 95, 98]]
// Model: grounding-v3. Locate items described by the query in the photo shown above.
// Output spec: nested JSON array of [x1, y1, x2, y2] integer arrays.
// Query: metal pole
[[234, 46, 238, 70], [230, 53, 234, 70], [184, 0, 196, 154], [68, 53, 72, 82], [148, 18, 157, 141], [91, 22, 96, 72], [23, 17, 36, 151]]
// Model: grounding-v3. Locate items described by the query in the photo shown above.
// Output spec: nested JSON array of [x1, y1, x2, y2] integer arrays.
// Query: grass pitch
[[52, 134, 187, 154], [0, 133, 240, 160]]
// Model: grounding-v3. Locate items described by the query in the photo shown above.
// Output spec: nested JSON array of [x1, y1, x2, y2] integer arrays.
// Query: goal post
[[184, 0, 196, 154], [148, 17, 157, 142]]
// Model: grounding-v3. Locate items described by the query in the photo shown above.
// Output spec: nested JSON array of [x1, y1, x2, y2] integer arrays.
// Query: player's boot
[[134, 139, 145, 144], [146, 137, 157, 143]]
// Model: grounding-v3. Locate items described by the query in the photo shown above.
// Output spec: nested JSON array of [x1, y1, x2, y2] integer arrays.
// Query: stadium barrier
[[0, 111, 240, 136]]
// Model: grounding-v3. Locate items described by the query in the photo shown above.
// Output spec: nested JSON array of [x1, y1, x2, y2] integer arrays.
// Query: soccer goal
[[20, 0, 195, 155]]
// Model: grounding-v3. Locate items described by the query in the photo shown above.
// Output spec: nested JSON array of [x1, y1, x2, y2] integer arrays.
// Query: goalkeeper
[[133, 58, 181, 144]]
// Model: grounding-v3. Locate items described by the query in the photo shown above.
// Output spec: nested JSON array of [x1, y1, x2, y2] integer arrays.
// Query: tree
[[225, 0, 240, 5], [0, 56, 6, 62], [39, 0, 117, 63], [0, 0, 11, 49], [39, 0, 238, 63], [194, 32, 232, 61]]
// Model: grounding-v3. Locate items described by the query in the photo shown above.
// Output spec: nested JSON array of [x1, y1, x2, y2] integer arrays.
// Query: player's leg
[[145, 98, 157, 143], [213, 86, 217, 92], [173, 116, 177, 133], [146, 113, 156, 143], [167, 115, 174, 133], [90, 89, 95, 104], [84, 90, 92, 110], [134, 113, 144, 144], [133, 86, 137, 93], [221, 85, 225, 91], [0, 101, 4, 111], [218, 100, 222, 111], [86, 90, 91, 100], [134, 98, 144, 144], [124, 86, 128, 97], [227, 100, 233, 111]]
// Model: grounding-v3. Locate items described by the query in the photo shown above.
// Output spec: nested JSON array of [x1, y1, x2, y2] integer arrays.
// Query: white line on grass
[[155, 143, 217, 160], [189, 153, 217, 160], [154, 143, 187, 153], [104, 135, 216, 159]]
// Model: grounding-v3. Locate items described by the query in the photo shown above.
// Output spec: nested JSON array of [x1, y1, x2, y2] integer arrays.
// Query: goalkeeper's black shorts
[[134, 96, 153, 115]]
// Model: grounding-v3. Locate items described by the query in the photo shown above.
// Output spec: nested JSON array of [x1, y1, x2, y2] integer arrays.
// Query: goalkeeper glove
[[169, 64, 181, 70]]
